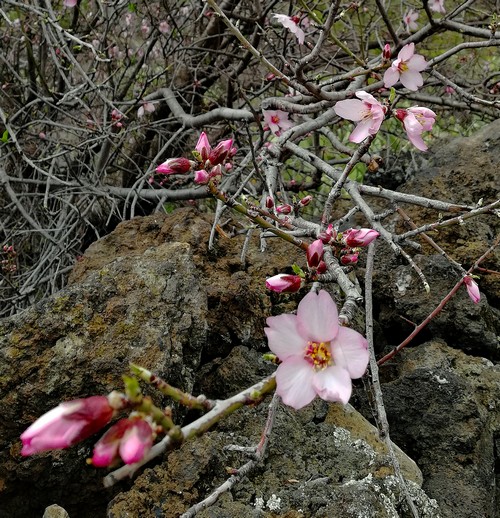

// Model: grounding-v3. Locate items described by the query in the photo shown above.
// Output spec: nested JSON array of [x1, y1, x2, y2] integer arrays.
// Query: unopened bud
[[276, 204, 293, 215], [299, 195, 313, 207], [266, 196, 274, 209], [306, 239, 324, 268]]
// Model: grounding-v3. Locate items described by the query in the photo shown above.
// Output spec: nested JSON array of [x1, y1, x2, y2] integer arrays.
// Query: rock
[[372, 341, 500, 518], [42, 504, 70, 518]]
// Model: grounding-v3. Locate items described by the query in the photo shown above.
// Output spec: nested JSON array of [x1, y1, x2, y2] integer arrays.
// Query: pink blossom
[[156, 157, 194, 175], [306, 239, 324, 268], [209, 138, 233, 165], [195, 132, 211, 162], [403, 9, 419, 32], [159, 21, 170, 34], [20, 396, 114, 456], [266, 274, 303, 293], [429, 0, 446, 14], [334, 92, 387, 143], [137, 102, 155, 118], [262, 110, 294, 136], [343, 228, 380, 247], [383, 43, 428, 91], [319, 224, 336, 244], [92, 418, 154, 467], [463, 276, 480, 304], [63, 0, 78, 7], [265, 290, 369, 409], [273, 14, 305, 45], [382, 43, 392, 60], [395, 107, 436, 151]]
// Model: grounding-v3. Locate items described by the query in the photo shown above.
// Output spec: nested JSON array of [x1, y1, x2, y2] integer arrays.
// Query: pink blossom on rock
[[403, 9, 419, 32], [266, 274, 303, 293], [395, 107, 436, 151], [262, 109, 294, 136], [463, 276, 480, 304], [273, 14, 305, 45], [383, 43, 428, 91], [265, 290, 369, 409], [20, 396, 114, 456], [156, 157, 194, 175], [343, 228, 380, 247], [334, 91, 387, 143], [92, 418, 154, 467], [306, 239, 324, 268], [429, 0, 446, 14]]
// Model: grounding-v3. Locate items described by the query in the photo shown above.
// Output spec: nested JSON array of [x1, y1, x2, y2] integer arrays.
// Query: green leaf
[[123, 375, 141, 400], [291, 264, 305, 277], [1, 130, 8, 143], [127, 3, 137, 13]]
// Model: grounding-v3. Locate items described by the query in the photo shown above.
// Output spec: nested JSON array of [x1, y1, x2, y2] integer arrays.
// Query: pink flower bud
[[463, 276, 480, 304], [156, 157, 194, 175], [194, 169, 210, 184], [299, 195, 313, 207], [224, 162, 233, 172], [307, 239, 324, 268], [316, 261, 327, 274], [266, 196, 274, 209], [209, 164, 223, 181], [382, 43, 391, 60], [195, 132, 211, 162], [340, 252, 359, 265], [209, 138, 233, 165], [276, 204, 293, 215], [343, 228, 380, 247], [266, 274, 302, 293], [91, 418, 153, 467], [20, 396, 114, 456]]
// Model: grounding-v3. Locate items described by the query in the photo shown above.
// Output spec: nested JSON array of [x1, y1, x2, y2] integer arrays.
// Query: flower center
[[304, 341, 332, 370], [271, 115, 280, 124], [398, 61, 409, 72]]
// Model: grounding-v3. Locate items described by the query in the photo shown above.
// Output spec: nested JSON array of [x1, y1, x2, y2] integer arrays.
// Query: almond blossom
[[265, 290, 369, 409], [20, 396, 114, 456], [429, 0, 446, 14], [403, 9, 419, 32], [383, 43, 428, 91], [262, 109, 294, 136], [273, 14, 305, 45], [343, 228, 380, 247], [334, 91, 387, 143], [266, 274, 303, 293], [395, 107, 436, 151]]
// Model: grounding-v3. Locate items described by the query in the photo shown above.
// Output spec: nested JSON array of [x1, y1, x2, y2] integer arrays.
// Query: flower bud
[[316, 261, 327, 274], [209, 138, 233, 165], [20, 396, 114, 456], [276, 204, 293, 215], [343, 228, 380, 247], [266, 274, 302, 293], [91, 417, 154, 467], [299, 195, 313, 207], [156, 157, 193, 175], [306, 239, 324, 268], [195, 132, 211, 162], [463, 275, 480, 304], [194, 169, 210, 184], [266, 196, 274, 209], [340, 252, 359, 266], [382, 43, 391, 60]]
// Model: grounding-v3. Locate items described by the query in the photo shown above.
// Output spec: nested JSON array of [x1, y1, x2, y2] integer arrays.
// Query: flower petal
[[398, 43, 415, 62], [383, 67, 400, 88], [349, 119, 373, 143], [265, 314, 305, 359], [331, 327, 369, 378], [334, 99, 364, 121], [312, 365, 352, 404], [400, 70, 424, 91], [408, 54, 428, 72], [275, 357, 316, 409], [296, 290, 338, 342]]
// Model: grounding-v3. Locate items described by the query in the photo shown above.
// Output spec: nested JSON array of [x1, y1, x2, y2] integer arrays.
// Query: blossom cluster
[[154, 132, 236, 186], [334, 44, 436, 151]]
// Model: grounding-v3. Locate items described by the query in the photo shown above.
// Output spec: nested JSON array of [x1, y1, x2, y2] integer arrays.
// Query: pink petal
[[408, 54, 428, 72], [275, 357, 316, 409], [407, 131, 427, 151], [296, 290, 338, 343], [383, 67, 400, 88], [331, 327, 369, 378], [349, 119, 373, 143], [400, 70, 423, 91], [265, 314, 305, 359], [334, 99, 364, 121], [398, 43, 415, 62], [312, 365, 352, 404], [355, 91, 379, 104]]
